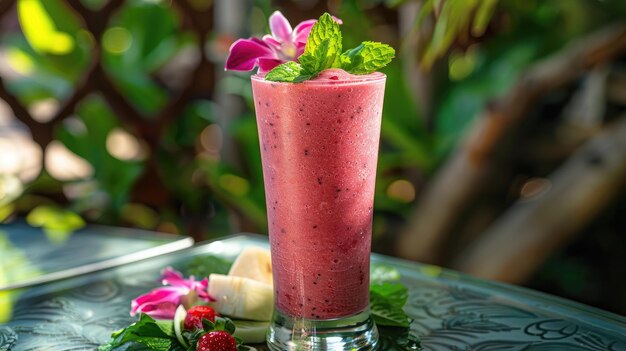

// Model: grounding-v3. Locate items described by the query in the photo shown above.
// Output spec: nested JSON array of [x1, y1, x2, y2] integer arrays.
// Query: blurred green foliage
[[414, 0, 500, 68], [58, 96, 143, 213], [0, 231, 40, 322], [1, 0, 625, 241], [26, 205, 85, 243], [9, 0, 90, 101], [102, 1, 191, 113]]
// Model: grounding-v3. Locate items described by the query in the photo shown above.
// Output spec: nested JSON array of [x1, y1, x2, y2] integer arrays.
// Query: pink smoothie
[[252, 69, 386, 320]]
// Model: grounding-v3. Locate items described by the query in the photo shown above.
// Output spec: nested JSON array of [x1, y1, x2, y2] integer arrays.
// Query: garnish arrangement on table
[[3, 235, 626, 350], [97, 245, 419, 351]]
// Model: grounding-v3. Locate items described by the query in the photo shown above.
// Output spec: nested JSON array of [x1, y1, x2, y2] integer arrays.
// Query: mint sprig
[[265, 61, 310, 82], [340, 41, 395, 75], [370, 282, 411, 327], [99, 314, 247, 351], [266, 13, 395, 82], [98, 314, 184, 351], [299, 13, 342, 74]]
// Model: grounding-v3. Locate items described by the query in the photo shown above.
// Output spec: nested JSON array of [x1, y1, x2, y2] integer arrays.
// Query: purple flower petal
[[258, 58, 285, 74], [225, 13, 344, 72], [225, 38, 274, 71], [137, 302, 179, 319], [332, 16, 343, 25], [262, 35, 282, 50], [293, 16, 342, 46], [249, 37, 267, 46], [295, 42, 306, 58], [161, 267, 186, 286], [195, 277, 214, 301], [131, 287, 185, 309], [269, 11, 293, 42], [130, 269, 213, 319], [131, 287, 186, 318], [293, 19, 316, 44]]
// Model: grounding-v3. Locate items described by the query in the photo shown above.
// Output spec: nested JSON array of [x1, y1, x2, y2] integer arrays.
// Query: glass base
[[266, 309, 379, 351]]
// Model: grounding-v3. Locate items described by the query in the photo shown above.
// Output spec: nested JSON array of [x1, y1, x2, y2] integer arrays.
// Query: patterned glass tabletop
[[0, 222, 193, 291], [1, 235, 625, 350]]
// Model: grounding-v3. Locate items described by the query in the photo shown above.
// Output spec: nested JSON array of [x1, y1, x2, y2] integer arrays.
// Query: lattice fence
[[0, 0, 232, 239], [0, 0, 215, 149]]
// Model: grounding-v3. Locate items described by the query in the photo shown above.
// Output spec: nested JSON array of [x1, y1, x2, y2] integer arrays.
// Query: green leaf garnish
[[186, 255, 232, 277], [100, 314, 243, 351], [266, 13, 395, 82], [370, 282, 411, 327], [340, 41, 395, 75], [299, 13, 342, 74], [98, 314, 185, 351], [264, 61, 311, 83]]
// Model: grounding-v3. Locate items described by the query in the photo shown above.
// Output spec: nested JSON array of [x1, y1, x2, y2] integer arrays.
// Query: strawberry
[[184, 305, 219, 331], [196, 331, 237, 351]]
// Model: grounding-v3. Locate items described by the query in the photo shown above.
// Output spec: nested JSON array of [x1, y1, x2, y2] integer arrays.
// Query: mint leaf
[[299, 12, 342, 75], [370, 282, 408, 307], [370, 283, 411, 327], [186, 255, 232, 277], [340, 41, 395, 74], [99, 314, 185, 351], [265, 61, 311, 82], [370, 300, 411, 328]]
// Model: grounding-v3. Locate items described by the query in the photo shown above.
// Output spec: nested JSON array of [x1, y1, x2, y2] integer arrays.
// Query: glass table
[[0, 222, 194, 291], [2, 235, 625, 350]]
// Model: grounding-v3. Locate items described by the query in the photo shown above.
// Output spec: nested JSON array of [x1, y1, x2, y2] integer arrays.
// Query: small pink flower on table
[[225, 11, 341, 73], [130, 267, 213, 319]]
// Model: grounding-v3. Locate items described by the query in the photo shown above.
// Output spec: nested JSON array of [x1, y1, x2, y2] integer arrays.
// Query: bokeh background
[[1, 0, 626, 315]]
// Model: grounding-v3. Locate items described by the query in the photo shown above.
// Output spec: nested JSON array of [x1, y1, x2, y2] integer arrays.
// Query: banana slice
[[173, 305, 189, 348], [208, 274, 274, 321], [233, 320, 270, 344], [228, 247, 273, 285]]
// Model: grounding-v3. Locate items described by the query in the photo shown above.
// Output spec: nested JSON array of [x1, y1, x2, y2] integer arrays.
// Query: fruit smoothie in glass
[[252, 68, 385, 349], [226, 9, 394, 349]]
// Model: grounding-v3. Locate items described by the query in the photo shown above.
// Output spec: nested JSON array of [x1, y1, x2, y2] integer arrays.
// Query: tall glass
[[251, 69, 386, 350]]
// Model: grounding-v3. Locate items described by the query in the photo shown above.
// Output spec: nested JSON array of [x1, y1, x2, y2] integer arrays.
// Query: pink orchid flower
[[225, 11, 341, 73], [130, 267, 213, 319]]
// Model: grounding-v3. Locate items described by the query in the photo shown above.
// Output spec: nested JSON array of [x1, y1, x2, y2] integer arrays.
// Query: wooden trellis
[[0, 0, 220, 224]]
